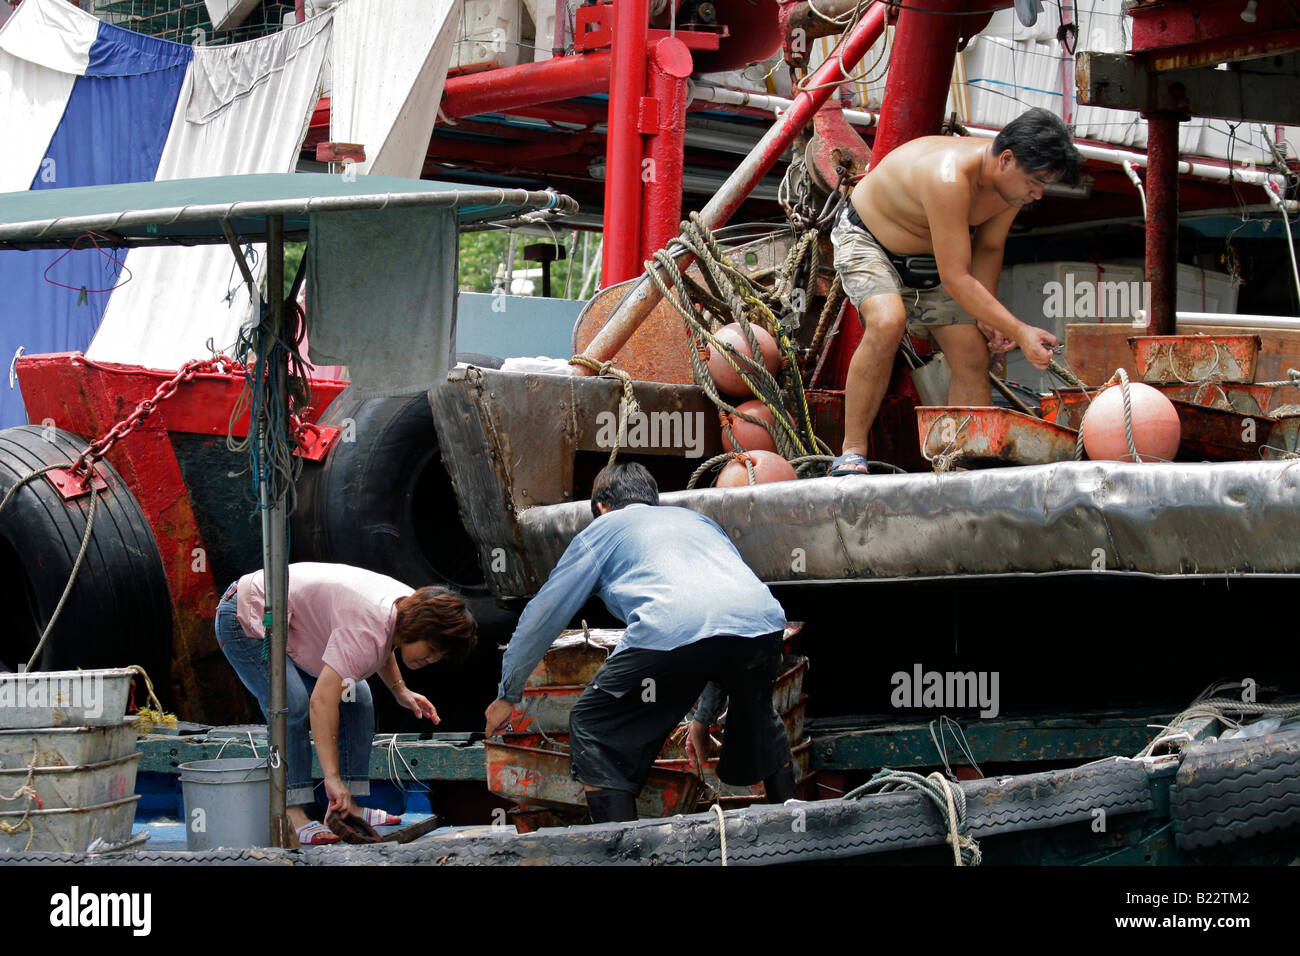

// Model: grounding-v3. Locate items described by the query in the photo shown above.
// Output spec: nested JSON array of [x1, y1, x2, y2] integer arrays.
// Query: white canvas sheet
[[88, 14, 334, 369], [0, 0, 97, 193], [330, 0, 460, 177]]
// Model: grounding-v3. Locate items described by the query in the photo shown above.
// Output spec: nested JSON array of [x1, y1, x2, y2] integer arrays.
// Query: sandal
[[296, 821, 341, 846], [829, 452, 873, 476], [360, 808, 402, 827]]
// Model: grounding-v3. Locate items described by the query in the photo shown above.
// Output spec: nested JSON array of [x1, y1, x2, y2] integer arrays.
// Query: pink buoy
[[716, 450, 797, 486], [721, 400, 778, 453], [705, 323, 780, 397], [1080, 379, 1181, 461]]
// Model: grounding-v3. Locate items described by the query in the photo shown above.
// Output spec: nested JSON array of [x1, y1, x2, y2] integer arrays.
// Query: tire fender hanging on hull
[[0, 426, 173, 686]]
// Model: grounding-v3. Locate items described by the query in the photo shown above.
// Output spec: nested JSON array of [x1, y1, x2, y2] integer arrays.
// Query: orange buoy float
[[1080, 377, 1181, 461], [705, 323, 780, 397], [721, 400, 778, 453], [716, 450, 797, 486]]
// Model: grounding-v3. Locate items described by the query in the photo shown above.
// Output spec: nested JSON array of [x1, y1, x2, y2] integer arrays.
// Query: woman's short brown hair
[[392, 586, 478, 663]]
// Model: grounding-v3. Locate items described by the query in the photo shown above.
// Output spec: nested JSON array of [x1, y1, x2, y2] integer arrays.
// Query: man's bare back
[[850, 136, 1033, 255], [826, 109, 1081, 474]]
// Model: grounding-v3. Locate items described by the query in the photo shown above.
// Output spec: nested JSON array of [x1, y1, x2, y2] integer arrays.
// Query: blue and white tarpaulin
[[0, 0, 193, 427], [0, 0, 334, 428]]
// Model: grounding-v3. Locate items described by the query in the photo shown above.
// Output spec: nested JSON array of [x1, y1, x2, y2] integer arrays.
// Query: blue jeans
[[215, 587, 373, 807]]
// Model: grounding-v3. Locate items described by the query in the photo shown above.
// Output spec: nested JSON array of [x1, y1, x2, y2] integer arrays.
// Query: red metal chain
[[69, 357, 246, 485]]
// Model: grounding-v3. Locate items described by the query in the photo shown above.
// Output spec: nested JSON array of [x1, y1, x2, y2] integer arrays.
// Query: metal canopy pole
[[1142, 111, 1182, 335], [263, 213, 290, 847]]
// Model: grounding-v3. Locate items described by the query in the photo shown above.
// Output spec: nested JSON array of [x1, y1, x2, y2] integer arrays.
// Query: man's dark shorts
[[568, 631, 790, 795]]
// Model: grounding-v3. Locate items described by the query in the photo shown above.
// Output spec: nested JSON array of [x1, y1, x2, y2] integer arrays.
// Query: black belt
[[843, 205, 942, 290]]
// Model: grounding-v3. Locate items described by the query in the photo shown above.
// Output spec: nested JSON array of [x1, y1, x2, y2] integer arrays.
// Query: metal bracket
[[294, 425, 341, 462], [45, 466, 109, 500]]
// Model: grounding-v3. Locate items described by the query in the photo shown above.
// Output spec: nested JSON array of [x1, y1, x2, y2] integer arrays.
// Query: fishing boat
[[0, 0, 1297, 865]]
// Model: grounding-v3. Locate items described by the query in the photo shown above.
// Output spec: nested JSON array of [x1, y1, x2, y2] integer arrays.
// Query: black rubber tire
[[291, 369, 516, 638], [1172, 728, 1300, 851], [310, 757, 1152, 865], [0, 426, 173, 682]]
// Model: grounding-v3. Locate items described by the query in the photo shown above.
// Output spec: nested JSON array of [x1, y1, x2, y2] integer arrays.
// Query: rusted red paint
[[656, 738, 812, 807], [15, 352, 345, 719], [1128, 334, 1261, 385], [1142, 111, 1182, 335], [507, 684, 586, 734], [916, 406, 1079, 468], [315, 142, 366, 164], [1262, 415, 1300, 459], [485, 740, 701, 815], [1168, 399, 1276, 461], [1045, 381, 1281, 428], [807, 98, 871, 193]]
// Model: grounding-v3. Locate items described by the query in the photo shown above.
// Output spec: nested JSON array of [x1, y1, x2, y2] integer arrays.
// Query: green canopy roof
[[0, 173, 578, 250]]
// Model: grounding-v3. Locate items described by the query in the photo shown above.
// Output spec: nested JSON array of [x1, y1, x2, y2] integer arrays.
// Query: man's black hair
[[590, 461, 660, 518], [993, 107, 1080, 186]]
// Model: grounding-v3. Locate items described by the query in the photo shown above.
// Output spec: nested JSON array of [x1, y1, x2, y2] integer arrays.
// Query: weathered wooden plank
[[811, 710, 1172, 771]]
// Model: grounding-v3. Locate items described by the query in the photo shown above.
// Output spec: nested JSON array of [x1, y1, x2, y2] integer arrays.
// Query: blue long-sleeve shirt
[[497, 503, 786, 702]]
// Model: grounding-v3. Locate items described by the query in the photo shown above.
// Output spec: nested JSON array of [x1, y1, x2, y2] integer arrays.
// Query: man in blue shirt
[[484, 462, 796, 823]]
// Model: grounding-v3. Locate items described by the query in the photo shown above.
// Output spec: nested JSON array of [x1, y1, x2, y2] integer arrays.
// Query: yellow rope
[[0, 759, 38, 851], [568, 356, 639, 465], [127, 664, 178, 734]]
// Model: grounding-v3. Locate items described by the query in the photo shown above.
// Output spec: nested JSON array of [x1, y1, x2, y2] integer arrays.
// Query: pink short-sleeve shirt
[[235, 563, 413, 682]]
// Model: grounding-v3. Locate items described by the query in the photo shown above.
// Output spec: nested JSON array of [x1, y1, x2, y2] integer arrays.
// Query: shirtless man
[[829, 107, 1080, 475]]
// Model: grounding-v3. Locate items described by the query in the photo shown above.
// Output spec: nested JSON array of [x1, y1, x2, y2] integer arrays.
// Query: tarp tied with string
[[0, 170, 576, 845]]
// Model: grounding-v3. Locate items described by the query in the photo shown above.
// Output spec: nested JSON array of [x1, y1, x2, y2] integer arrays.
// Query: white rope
[[712, 803, 728, 867]]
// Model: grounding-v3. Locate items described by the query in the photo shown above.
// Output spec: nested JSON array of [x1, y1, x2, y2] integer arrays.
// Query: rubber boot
[[586, 788, 638, 823], [763, 763, 797, 803]]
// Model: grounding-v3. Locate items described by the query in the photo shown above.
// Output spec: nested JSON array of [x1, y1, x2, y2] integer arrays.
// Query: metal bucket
[[177, 757, 269, 851], [0, 668, 136, 729]]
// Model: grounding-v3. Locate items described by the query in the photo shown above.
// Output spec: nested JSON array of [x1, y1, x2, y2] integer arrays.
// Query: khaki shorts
[[830, 205, 978, 342]]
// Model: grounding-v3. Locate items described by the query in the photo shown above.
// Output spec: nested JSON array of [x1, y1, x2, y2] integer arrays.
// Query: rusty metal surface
[[484, 740, 701, 815], [507, 685, 585, 734], [1043, 382, 1283, 428], [1262, 415, 1300, 460], [575, 5, 887, 371], [1170, 399, 1276, 462], [1129, 334, 1261, 384], [655, 738, 812, 804], [1142, 112, 1180, 335], [772, 656, 808, 715], [571, 233, 799, 384], [525, 630, 620, 688], [433, 367, 725, 599], [916, 406, 1079, 468], [807, 99, 870, 193], [511, 460, 1300, 590]]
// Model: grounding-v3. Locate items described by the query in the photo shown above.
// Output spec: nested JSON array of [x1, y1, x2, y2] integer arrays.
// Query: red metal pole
[[641, 36, 694, 262], [697, 2, 886, 230], [578, 2, 887, 370], [441, 52, 613, 119], [1142, 110, 1181, 334], [601, 0, 650, 285], [870, 0, 966, 162]]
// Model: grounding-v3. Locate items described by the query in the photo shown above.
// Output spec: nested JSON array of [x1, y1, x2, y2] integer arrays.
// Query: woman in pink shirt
[[215, 562, 476, 845]]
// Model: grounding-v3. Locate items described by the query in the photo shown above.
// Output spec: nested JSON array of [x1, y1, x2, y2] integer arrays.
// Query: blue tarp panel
[[0, 21, 190, 428]]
